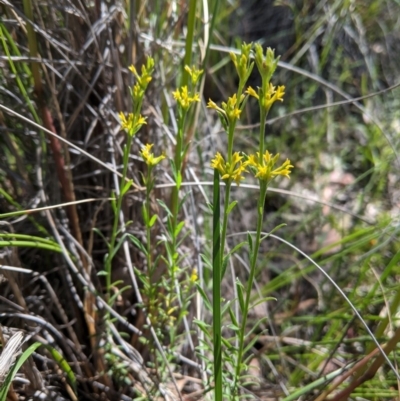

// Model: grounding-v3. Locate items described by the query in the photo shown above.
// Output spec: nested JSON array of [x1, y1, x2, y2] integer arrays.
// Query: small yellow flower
[[222, 94, 244, 121], [119, 112, 133, 130], [208, 94, 244, 126], [254, 44, 280, 85], [184, 65, 203, 85], [207, 99, 224, 114], [229, 42, 254, 84], [246, 86, 259, 100], [136, 115, 147, 126], [128, 64, 138, 77], [173, 86, 200, 110], [211, 152, 248, 185], [132, 82, 142, 101], [275, 85, 285, 100], [128, 57, 155, 104], [141, 144, 165, 166], [246, 151, 293, 182], [129, 57, 154, 89], [190, 268, 198, 283], [261, 83, 285, 111], [119, 112, 146, 136]]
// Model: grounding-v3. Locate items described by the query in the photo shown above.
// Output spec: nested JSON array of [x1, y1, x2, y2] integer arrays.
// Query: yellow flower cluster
[[173, 86, 200, 110], [207, 94, 245, 126], [128, 57, 154, 103], [230, 42, 254, 86], [119, 57, 154, 137], [190, 268, 198, 283], [173, 65, 203, 111], [129, 64, 152, 86], [211, 152, 248, 185], [254, 44, 280, 85], [118, 112, 147, 136], [246, 151, 293, 181], [184, 65, 203, 86], [141, 143, 165, 166], [211, 151, 293, 184], [246, 83, 285, 111]]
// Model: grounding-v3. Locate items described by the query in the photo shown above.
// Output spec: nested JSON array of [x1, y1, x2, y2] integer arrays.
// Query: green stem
[[212, 169, 223, 401], [105, 134, 133, 306], [182, 0, 197, 87], [162, 111, 187, 352], [169, 115, 185, 274], [227, 124, 236, 164], [145, 167, 153, 282], [259, 107, 267, 158], [174, 114, 186, 182], [220, 181, 232, 278], [233, 180, 268, 394]]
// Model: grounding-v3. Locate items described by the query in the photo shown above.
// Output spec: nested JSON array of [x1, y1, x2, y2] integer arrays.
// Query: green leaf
[[149, 214, 157, 228], [169, 159, 177, 177], [97, 270, 108, 276], [121, 179, 133, 196], [228, 306, 239, 327], [175, 170, 182, 190], [127, 234, 147, 255], [221, 337, 235, 351], [157, 199, 172, 217], [227, 323, 240, 332], [109, 232, 142, 261], [221, 241, 246, 277], [110, 191, 117, 213], [44, 345, 77, 392], [247, 232, 253, 253], [249, 297, 277, 311], [196, 283, 212, 311], [201, 253, 213, 269], [226, 200, 238, 214], [178, 190, 191, 210], [142, 203, 148, 224], [110, 280, 124, 287], [109, 285, 132, 305], [221, 300, 231, 316], [260, 223, 286, 242], [175, 221, 185, 237], [236, 278, 245, 313], [92, 228, 108, 245], [193, 319, 212, 338], [0, 342, 42, 400], [218, 112, 228, 132]]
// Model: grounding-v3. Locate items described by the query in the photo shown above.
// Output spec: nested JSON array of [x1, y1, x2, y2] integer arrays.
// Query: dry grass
[[1, 0, 400, 400]]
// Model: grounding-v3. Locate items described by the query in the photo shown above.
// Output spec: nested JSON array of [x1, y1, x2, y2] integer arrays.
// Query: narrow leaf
[[226, 200, 238, 214], [149, 214, 157, 228], [236, 278, 245, 313], [196, 284, 212, 312], [121, 179, 133, 196], [157, 199, 172, 217]]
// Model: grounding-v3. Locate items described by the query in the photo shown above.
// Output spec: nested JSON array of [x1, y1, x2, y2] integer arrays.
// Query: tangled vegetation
[[1, 1, 400, 400]]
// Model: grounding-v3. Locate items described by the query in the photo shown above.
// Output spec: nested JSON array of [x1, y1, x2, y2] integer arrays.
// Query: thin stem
[[169, 115, 186, 281], [259, 107, 267, 158], [174, 114, 186, 184], [145, 167, 153, 284], [220, 181, 232, 279], [212, 169, 223, 401], [227, 124, 235, 164], [182, 0, 197, 87], [233, 180, 268, 394], [105, 135, 133, 306]]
